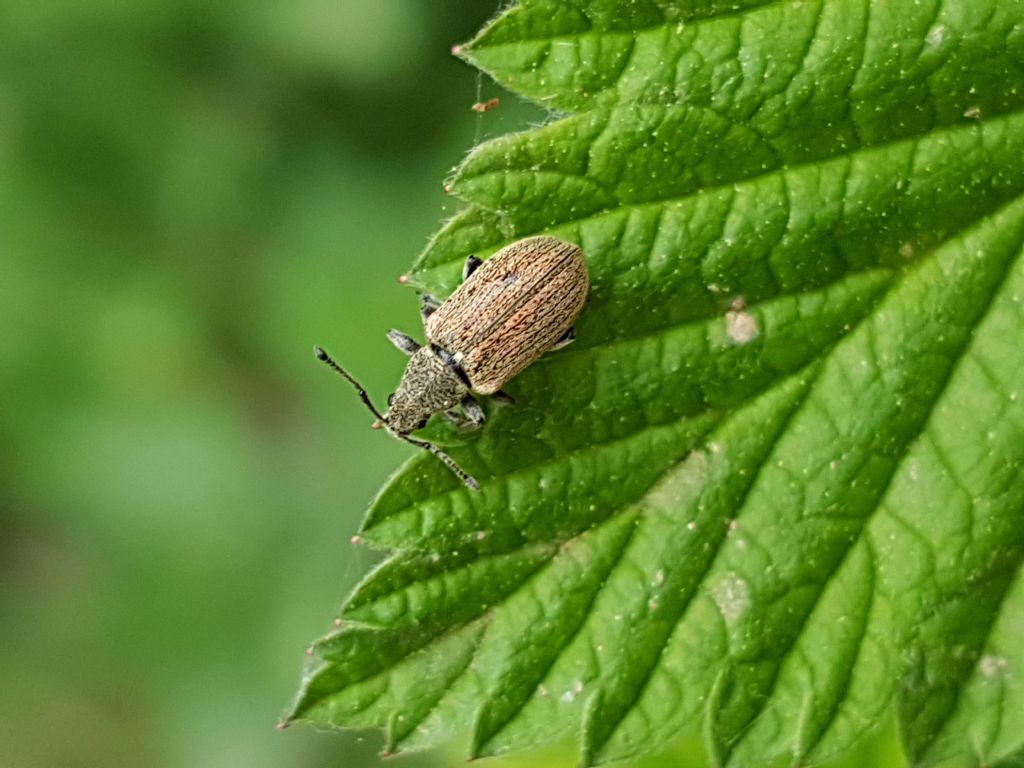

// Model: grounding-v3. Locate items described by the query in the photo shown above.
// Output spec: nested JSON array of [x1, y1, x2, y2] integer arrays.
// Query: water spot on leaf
[[978, 655, 1009, 678], [713, 572, 750, 623], [726, 307, 759, 344], [926, 25, 947, 46]]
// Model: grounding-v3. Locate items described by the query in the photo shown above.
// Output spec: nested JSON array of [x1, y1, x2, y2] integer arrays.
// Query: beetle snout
[[382, 395, 430, 436]]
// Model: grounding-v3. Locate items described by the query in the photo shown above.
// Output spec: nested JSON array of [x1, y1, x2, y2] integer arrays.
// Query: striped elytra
[[425, 236, 589, 394]]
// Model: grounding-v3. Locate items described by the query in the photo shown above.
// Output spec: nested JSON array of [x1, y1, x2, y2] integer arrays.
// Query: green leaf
[[289, 1, 1024, 765]]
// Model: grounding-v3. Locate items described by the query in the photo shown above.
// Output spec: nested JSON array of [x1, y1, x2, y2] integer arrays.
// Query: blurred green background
[[0, 2, 923, 767], [0, 2, 527, 766]]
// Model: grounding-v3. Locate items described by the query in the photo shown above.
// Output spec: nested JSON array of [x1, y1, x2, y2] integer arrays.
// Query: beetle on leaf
[[315, 236, 589, 490]]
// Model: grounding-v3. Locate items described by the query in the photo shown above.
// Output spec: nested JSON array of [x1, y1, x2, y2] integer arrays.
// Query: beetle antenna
[[315, 345, 479, 491], [401, 435, 480, 491], [314, 345, 386, 423]]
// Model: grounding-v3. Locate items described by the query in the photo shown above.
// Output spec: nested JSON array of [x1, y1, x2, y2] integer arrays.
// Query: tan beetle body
[[425, 236, 588, 393], [315, 235, 588, 490]]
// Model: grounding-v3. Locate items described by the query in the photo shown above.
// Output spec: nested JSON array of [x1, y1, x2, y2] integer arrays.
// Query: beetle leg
[[551, 327, 576, 351], [439, 397, 485, 432], [460, 394, 486, 428], [439, 410, 462, 426], [387, 329, 421, 356], [490, 390, 515, 406], [419, 293, 441, 322], [462, 255, 483, 281]]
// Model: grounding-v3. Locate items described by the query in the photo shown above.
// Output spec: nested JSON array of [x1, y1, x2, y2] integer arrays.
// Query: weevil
[[315, 235, 589, 490]]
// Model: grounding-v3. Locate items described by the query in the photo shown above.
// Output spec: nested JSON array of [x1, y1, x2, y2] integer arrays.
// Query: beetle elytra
[[316, 235, 589, 490]]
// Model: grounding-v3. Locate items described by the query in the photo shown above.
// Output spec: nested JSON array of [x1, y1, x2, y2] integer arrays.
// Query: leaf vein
[[720, 195, 1024, 760], [589, 363, 822, 757]]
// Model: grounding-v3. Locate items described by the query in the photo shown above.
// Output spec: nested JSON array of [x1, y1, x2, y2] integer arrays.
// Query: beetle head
[[383, 391, 430, 435], [385, 347, 468, 435]]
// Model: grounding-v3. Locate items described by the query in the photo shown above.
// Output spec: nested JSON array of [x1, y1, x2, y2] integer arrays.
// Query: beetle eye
[[387, 393, 396, 407], [415, 417, 428, 431]]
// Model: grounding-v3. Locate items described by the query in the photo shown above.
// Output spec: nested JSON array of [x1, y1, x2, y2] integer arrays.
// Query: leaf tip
[[467, 724, 492, 762], [580, 685, 623, 766], [451, 41, 476, 63], [278, 699, 307, 731]]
